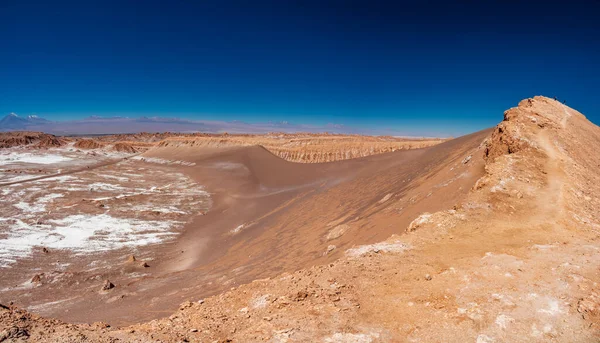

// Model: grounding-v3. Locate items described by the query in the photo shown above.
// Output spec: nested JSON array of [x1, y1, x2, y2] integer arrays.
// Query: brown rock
[[0, 131, 64, 149], [101, 280, 115, 291], [112, 142, 139, 153], [74, 138, 104, 150], [292, 291, 309, 301], [179, 301, 193, 310]]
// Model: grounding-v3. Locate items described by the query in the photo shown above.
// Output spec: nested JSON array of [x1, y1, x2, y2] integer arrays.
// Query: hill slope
[[2, 96, 600, 342]]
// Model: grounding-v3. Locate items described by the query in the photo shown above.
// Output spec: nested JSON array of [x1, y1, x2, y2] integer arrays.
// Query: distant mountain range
[[0, 113, 358, 135], [0, 113, 51, 129]]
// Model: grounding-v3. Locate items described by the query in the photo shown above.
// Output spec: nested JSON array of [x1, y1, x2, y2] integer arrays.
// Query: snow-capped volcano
[[0, 113, 50, 130]]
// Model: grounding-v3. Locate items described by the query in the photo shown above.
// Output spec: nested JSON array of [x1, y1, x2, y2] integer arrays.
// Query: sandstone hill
[[110, 142, 141, 154], [73, 139, 105, 150], [2, 97, 600, 342], [0, 132, 65, 149]]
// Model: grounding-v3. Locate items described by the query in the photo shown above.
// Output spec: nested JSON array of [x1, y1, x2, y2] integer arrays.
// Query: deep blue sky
[[1, 0, 599, 136]]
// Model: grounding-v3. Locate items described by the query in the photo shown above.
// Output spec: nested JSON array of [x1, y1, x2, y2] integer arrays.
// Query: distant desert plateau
[[2, 96, 600, 342]]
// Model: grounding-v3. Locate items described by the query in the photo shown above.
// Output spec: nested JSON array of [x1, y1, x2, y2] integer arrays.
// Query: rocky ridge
[[110, 142, 140, 154], [73, 139, 105, 150], [0, 132, 65, 149]]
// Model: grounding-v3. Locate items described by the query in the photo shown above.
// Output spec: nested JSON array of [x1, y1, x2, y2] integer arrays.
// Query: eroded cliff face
[[155, 134, 444, 163]]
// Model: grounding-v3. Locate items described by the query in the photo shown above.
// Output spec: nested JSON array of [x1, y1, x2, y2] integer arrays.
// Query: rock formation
[[0, 131, 64, 149], [73, 139, 104, 150], [111, 142, 139, 154]]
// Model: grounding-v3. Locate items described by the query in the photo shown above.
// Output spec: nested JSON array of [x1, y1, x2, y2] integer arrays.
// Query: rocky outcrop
[[0, 304, 113, 342], [100, 280, 115, 291], [111, 142, 139, 153], [33, 135, 64, 148], [73, 139, 104, 150], [0, 131, 64, 149]]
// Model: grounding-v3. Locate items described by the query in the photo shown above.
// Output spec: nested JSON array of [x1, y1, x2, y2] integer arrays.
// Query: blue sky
[[1, 0, 599, 136]]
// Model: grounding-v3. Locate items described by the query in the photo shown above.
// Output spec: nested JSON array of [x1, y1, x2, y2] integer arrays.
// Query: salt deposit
[[0, 159, 211, 268], [0, 152, 73, 165], [0, 214, 179, 268]]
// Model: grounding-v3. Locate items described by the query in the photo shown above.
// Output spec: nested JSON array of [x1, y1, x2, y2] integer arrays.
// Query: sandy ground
[[1, 127, 481, 327], [2, 96, 599, 342], [0, 147, 210, 323]]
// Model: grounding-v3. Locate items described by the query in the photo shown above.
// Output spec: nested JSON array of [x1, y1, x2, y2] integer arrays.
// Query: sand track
[[0, 154, 138, 187]]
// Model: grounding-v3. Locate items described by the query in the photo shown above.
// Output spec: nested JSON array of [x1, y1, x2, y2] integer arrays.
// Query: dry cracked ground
[[2, 96, 600, 342]]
